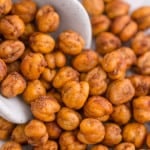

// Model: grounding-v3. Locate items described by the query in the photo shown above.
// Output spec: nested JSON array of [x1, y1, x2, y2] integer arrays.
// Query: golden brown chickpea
[[62, 81, 89, 110], [53, 66, 79, 89], [0, 117, 14, 140], [0, 59, 7, 81], [91, 144, 108, 150], [84, 96, 113, 122], [107, 79, 135, 105], [57, 107, 81, 131], [29, 32, 55, 54], [45, 51, 66, 69], [105, 0, 130, 19], [58, 30, 85, 55], [20, 52, 47, 80], [0, 141, 22, 150], [46, 122, 62, 140], [31, 96, 60, 122], [132, 6, 150, 30], [123, 123, 146, 148], [25, 119, 48, 146], [7, 61, 20, 74], [72, 50, 99, 72], [0, 0, 12, 17], [36, 5, 60, 33], [146, 133, 150, 148], [23, 80, 46, 104], [91, 15, 111, 37], [0, 40, 25, 63], [11, 124, 27, 144], [77, 118, 105, 144], [111, 104, 131, 125], [34, 140, 58, 150], [114, 142, 135, 150], [59, 131, 87, 150], [12, 0, 37, 23], [1, 72, 26, 98], [111, 15, 138, 42], [96, 32, 121, 55], [82, 0, 104, 16], [0, 15, 25, 40]]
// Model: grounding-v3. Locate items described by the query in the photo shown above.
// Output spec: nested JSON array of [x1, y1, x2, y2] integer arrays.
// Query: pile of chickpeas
[[1, 0, 150, 149]]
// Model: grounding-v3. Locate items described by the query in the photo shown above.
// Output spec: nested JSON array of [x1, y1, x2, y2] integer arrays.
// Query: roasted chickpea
[[105, 0, 130, 19], [58, 30, 85, 55], [114, 142, 135, 150], [72, 50, 99, 72], [91, 145, 109, 150], [0, 141, 22, 150], [62, 81, 89, 110], [0, 117, 14, 140], [146, 133, 150, 148], [0, 0, 12, 17], [46, 122, 62, 140], [59, 131, 87, 150], [12, 0, 37, 23], [111, 104, 131, 125], [96, 32, 121, 55], [25, 119, 48, 146], [0, 15, 25, 40], [107, 79, 135, 105], [77, 118, 105, 144], [20, 52, 47, 80], [7, 61, 20, 74], [84, 96, 113, 122], [0, 59, 7, 81], [34, 140, 58, 150], [132, 6, 150, 30], [29, 32, 55, 54], [1, 72, 26, 98], [0, 40, 25, 63], [111, 15, 138, 42], [31, 96, 60, 122], [123, 123, 146, 148], [82, 0, 104, 16], [45, 51, 66, 69], [23, 80, 46, 104], [52, 66, 79, 89], [11, 124, 27, 144], [91, 15, 111, 36]]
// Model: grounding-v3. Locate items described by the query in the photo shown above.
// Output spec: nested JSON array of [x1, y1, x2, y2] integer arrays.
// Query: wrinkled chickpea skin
[[0, 0, 12, 17], [91, 144, 109, 150], [0, 59, 7, 81], [1, 141, 22, 150], [114, 142, 135, 150]]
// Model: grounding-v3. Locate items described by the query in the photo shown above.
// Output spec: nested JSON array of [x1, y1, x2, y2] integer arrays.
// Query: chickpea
[[84, 96, 113, 122], [111, 15, 138, 42], [29, 32, 55, 54], [58, 30, 85, 55], [20, 52, 47, 80], [31, 96, 60, 122], [0, 15, 25, 40], [114, 142, 135, 150], [102, 123, 122, 146], [23, 80, 46, 104], [59, 131, 87, 150], [52, 66, 79, 89], [146, 133, 150, 148], [45, 51, 66, 69], [62, 81, 89, 110], [0, 0, 12, 17], [0, 117, 14, 140], [91, 15, 111, 36], [0, 141, 22, 150], [11, 124, 27, 144], [7, 61, 20, 74], [107, 79, 135, 105], [123, 123, 146, 148], [12, 0, 37, 23], [46, 122, 62, 140], [105, 0, 130, 19], [1, 72, 26, 98], [96, 32, 121, 55], [0, 40, 25, 63], [34, 140, 58, 150], [82, 0, 104, 16], [91, 145, 109, 150], [72, 50, 99, 72], [77, 118, 105, 144], [0, 59, 7, 81], [111, 104, 131, 125], [24, 119, 48, 146]]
